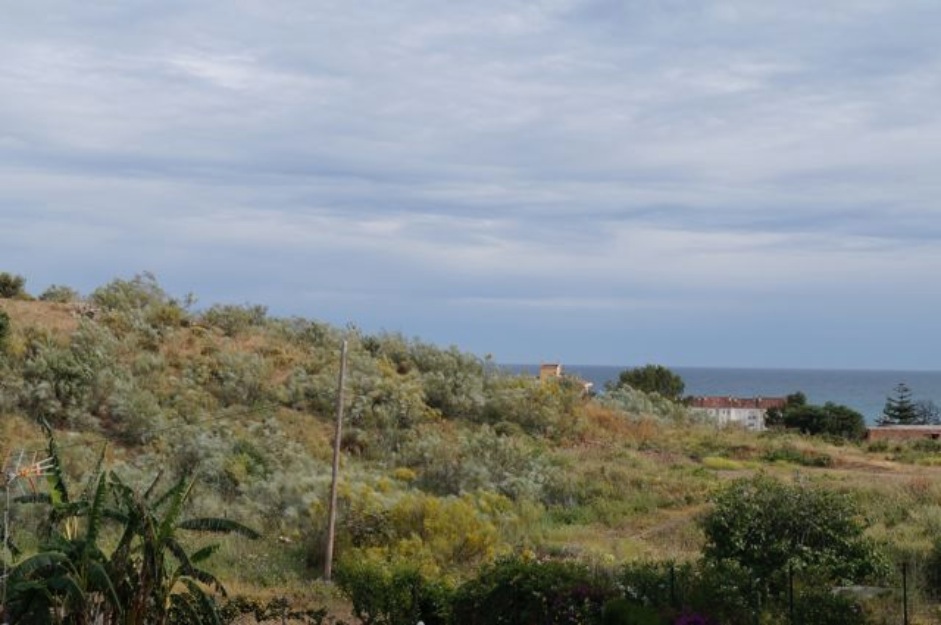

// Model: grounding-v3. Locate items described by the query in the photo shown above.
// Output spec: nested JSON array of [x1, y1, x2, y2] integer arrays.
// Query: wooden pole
[[323, 340, 348, 582], [903, 561, 909, 625]]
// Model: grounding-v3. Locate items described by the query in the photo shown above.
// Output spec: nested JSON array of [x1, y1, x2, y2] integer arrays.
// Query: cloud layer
[[3, 1, 941, 368]]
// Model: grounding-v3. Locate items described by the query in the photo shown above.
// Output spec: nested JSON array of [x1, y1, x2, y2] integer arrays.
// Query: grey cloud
[[3, 0, 941, 366]]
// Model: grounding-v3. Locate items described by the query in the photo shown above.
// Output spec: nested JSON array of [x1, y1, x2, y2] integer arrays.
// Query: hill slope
[[3, 275, 941, 617]]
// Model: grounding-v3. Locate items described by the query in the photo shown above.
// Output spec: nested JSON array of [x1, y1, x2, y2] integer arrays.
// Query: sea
[[507, 365, 941, 425]]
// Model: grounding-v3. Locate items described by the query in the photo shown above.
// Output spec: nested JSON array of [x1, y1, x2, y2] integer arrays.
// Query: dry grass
[[0, 299, 79, 337]]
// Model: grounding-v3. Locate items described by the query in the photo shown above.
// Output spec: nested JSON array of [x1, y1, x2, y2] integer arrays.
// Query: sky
[[2, 1, 941, 370]]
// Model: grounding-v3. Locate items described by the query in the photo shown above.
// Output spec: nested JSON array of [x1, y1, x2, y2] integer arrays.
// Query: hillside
[[3, 274, 941, 623]]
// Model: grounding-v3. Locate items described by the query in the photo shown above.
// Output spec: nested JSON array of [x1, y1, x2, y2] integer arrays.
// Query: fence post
[[788, 563, 794, 625], [903, 561, 909, 625], [670, 563, 677, 608]]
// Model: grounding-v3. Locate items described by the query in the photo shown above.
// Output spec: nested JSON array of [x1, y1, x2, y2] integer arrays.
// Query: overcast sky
[[2, 1, 940, 369]]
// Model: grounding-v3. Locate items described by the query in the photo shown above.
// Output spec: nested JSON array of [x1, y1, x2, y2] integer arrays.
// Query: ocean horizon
[[505, 364, 941, 425]]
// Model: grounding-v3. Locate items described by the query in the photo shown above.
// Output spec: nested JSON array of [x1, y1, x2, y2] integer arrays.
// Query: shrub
[[762, 444, 832, 467], [701, 474, 886, 599], [201, 303, 268, 336], [481, 376, 583, 438], [104, 377, 165, 444], [602, 598, 663, 625], [0, 272, 26, 298], [19, 335, 99, 428], [39, 284, 80, 303], [0, 309, 9, 349], [400, 425, 547, 501], [607, 364, 685, 401], [793, 587, 868, 625], [924, 539, 941, 599], [209, 351, 272, 406], [87, 274, 191, 350], [599, 387, 690, 423], [335, 560, 452, 625], [451, 557, 612, 625]]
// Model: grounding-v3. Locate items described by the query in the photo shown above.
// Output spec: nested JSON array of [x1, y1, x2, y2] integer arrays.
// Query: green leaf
[[177, 517, 261, 539]]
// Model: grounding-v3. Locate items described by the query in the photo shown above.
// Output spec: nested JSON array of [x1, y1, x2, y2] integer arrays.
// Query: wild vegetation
[[2, 272, 941, 623]]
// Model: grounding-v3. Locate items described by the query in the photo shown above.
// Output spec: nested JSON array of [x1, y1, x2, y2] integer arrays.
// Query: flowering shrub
[[673, 611, 710, 625]]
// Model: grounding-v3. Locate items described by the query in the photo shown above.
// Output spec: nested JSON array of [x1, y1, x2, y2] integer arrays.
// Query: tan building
[[537, 363, 593, 394], [539, 363, 563, 381], [866, 426, 941, 441]]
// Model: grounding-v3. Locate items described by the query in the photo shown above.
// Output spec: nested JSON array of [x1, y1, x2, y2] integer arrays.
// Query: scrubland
[[3, 275, 941, 623]]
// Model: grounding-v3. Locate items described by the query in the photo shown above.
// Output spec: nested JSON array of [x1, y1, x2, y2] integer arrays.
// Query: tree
[[769, 398, 866, 441], [39, 284, 80, 303], [879, 383, 919, 425], [0, 272, 26, 298], [608, 364, 685, 401], [764, 392, 807, 428], [915, 400, 941, 425], [701, 475, 885, 599]]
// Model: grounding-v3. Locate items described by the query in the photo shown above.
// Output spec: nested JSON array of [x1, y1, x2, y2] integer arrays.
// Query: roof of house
[[689, 396, 787, 410]]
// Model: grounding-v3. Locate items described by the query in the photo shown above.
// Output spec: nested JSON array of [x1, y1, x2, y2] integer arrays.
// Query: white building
[[688, 396, 786, 431]]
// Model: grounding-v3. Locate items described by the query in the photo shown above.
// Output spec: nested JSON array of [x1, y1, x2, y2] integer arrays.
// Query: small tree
[[879, 383, 919, 425], [765, 392, 807, 428], [39, 284, 80, 303], [0, 272, 26, 298], [914, 400, 941, 425], [608, 364, 685, 401], [771, 400, 866, 441], [701, 475, 885, 600]]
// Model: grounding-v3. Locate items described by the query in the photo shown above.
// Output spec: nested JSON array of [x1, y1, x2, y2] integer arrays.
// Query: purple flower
[[674, 611, 710, 625]]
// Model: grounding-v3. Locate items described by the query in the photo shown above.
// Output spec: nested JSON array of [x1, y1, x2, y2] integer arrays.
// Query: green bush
[[39, 284, 80, 303], [762, 445, 832, 467], [335, 560, 452, 625], [201, 303, 268, 336], [207, 351, 272, 406], [481, 376, 583, 438], [90, 273, 190, 345], [105, 377, 165, 444], [793, 587, 868, 625], [599, 387, 690, 423], [451, 557, 612, 625], [0, 272, 26, 298], [601, 598, 663, 625], [0, 309, 9, 349], [607, 364, 685, 401], [701, 474, 886, 599], [400, 425, 547, 501]]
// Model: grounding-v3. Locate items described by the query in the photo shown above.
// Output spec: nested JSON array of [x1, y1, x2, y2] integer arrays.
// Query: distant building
[[866, 426, 941, 441], [538, 363, 594, 395], [539, 363, 563, 381], [688, 396, 787, 431]]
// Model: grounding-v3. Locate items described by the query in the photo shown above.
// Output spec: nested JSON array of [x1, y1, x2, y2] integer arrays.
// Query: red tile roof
[[689, 396, 787, 410]]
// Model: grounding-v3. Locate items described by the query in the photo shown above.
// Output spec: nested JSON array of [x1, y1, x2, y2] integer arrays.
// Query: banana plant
[[3, 426, 259, 625], [107, 471, 259, 625], [5, 445, 121, 624]]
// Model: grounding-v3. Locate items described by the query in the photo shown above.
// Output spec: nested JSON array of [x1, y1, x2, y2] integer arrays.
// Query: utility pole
[[323, 340, 348, 582]]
